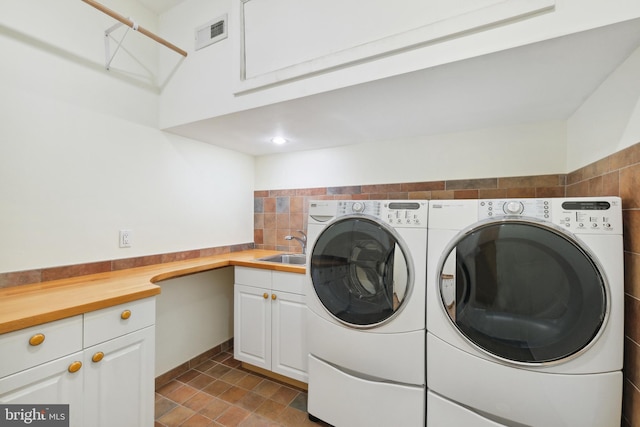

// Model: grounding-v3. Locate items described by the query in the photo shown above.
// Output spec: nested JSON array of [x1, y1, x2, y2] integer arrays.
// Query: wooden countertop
[[0, 250, 305, 334]]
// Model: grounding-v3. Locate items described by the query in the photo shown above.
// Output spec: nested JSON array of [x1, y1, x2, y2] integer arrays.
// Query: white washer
[[427, 197, 623, 427], [305, 200, 428, 427]]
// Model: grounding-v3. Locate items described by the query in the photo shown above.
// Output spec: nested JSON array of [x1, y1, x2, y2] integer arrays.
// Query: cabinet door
[[234, 284, 271, 370], [83, 326, 155, 427], [272, 291, 308, 382], [0, 352, 84, 427]]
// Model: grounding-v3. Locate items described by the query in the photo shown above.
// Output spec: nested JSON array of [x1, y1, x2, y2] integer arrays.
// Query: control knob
[[504, 201, 524, 215], [352, 202, 364, 213]]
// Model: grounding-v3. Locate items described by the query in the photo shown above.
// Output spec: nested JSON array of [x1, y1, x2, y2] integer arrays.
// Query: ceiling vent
[[195, 14, 228, 51]]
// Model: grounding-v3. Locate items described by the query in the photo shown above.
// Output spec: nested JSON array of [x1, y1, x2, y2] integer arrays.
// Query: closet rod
[[81, 0, 188, 57]]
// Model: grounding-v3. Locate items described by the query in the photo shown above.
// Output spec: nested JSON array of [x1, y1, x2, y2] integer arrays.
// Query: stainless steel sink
[[256, 253, 307, 265]]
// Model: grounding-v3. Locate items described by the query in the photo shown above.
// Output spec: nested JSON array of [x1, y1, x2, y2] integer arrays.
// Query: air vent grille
[[195, 14, 228, 51], [210, 21, 225, 39]]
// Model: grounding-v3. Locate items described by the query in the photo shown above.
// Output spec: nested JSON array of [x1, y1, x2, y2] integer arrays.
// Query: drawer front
[[272, 270, 305, 294], [84, 297, 155, 348], [0, 315, 83, 378], [235, 266, 271, 288]]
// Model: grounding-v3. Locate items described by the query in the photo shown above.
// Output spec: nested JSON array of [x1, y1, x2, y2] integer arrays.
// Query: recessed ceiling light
[[270, 137, 288, 145]]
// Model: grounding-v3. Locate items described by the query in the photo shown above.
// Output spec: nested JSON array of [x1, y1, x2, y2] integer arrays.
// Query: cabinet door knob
[[121, 310, 132, 320], [271, 294, 277, 300], [92, 352, 105, 363], [263, 293, 269, 299], [28, 333, 45, 346], [68, 361, 82, 373]]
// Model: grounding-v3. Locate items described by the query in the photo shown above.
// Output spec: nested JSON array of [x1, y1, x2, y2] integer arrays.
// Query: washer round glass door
[[310, 216, 413, 328], [439, 219, 608, 364]]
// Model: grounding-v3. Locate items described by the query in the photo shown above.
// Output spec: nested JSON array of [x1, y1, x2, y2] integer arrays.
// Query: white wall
[[158, 0, 233, 128], [567, 45, 640, 170], [0, 0, 254, 273], [255, 121, 566, 190], [155, 268, 234, 376]]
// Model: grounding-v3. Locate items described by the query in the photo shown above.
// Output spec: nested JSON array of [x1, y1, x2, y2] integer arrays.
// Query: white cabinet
[[238, 0, 555, 92], [234, 267, 308, 383], [0, 353, 85, 425], [82, 298, 155, 427], [0, 316, 84, 426], [271, 290, 307, 381], [83, 327, 154, 427], [235, 284, 271, 369], [0, 297, 156, 427]]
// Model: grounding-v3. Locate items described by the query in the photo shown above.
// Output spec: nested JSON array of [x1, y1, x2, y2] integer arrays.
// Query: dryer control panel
[[477, 197, 622, 234], [553, 198, 622, 233], [337, 200, 428, 227], [479, 199, 551, 219]]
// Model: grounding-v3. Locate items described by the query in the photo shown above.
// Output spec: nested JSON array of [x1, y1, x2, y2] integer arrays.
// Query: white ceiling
[[164, 18, 640, 157]]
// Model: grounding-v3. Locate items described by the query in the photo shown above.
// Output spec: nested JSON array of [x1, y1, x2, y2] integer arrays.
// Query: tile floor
[[155, 349, 325, 427]]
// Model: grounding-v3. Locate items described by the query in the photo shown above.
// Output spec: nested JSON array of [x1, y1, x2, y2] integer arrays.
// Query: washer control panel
[[337, 200, 382, 216], [555, 199, 621, 233], [337, 200, 428, 227], [477, 198, 622, 234], [479, 199, 551, 219]]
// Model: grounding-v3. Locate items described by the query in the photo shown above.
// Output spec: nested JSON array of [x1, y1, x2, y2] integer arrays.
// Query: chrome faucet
[[285, 230, 307, 254]]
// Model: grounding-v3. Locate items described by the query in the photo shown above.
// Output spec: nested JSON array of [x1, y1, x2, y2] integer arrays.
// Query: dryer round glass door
[[310, 216, 413, 328], [438, 219, 608, 365]]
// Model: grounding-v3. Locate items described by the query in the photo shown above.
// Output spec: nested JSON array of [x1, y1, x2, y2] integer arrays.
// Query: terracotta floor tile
[[236, 392, 267, 412], [157, 405, 196, 427], [181, 413, 216, 427], [207, 364, 232, 378], [254, 399, 286, 421], [216, 406, 251, 427], [177, 369, 203, 383], [189, 373, 217, 389], [236, 374, 264, 390], [238, 413, 281, 427], [155, 394, 178, 419], [157, 380, 183, 397], [165, 384, 199, 404], [221, 369, 248, 384], [184, 391, 216, 412], [222, 358, 242, 368], [288, 393, 307, 412], [253, 380, 282, 399], [199, 398, 231, 420], [194, 359, 218, 372], [203, 380, 233, 397], [275, 406, 313, 427], [213, 352, 234, 363], [270, 387, 298, 406], [219, 385, 249, 404], [156, 352, 312, 427]]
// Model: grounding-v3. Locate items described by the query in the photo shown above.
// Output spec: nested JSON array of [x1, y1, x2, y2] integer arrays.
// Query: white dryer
[[426, 197, 623, 427], [305, 200, 428, 427]]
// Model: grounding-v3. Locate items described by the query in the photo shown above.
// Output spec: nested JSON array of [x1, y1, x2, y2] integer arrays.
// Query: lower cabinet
[[271, 290, 307, 381], [235, 284, 271, 369], [0, 351, 85, 426], [83, 326, 155, 427], [234, 267, 308, 383], [0, 297, 156, 427]]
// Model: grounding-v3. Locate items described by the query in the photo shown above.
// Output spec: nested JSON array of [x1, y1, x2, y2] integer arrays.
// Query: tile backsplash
[[253, 174, 565, 252], [0, 243, 254, 288]]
